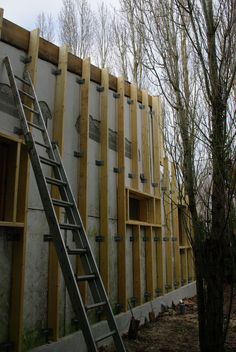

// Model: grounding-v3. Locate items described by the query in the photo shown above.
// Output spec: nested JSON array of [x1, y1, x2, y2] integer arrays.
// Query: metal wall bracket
[[41, 328, 53, 343], [152, 182, 158, 188], [139, 103, 145, 110], [130, 296, 136, 305], [20, 55, 32, 64], [51, 68, 62, 76], [181, 279, 186, 285], [44, 234, 53, 242], [140, 173, 147, 183], [13, 127, 23, 135], [143, 236, 148, 242], [96, 86, 104, 92], [163, 237, 169, 241], [165, 284, 172, 290], [74, 151, 84, 158], [161, 186, 167, 191], [174, 281, 179, 288], [144, 291, 151, 299], [115, 303, 123, 314], [129, 236, 135, 242], [128, 173, 133, 179], [113, 92, 120, 99], [127, 98, 133, 105], [95, 235, 104, 242], [113, 167, 120, 173], [154, 236, 160, 242], [95, 160, 104, 166], [155, 288, 162, 295], [76, 77, 85, 85], [171, 237, 177, 241], [114, 235, 121, 242]]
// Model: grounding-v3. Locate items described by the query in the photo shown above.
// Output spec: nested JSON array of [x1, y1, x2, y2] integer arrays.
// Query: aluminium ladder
[[3, 56, 126, 352]]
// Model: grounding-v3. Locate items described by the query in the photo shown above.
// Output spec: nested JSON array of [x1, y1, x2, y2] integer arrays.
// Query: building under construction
[[0, 10, 195, 352]]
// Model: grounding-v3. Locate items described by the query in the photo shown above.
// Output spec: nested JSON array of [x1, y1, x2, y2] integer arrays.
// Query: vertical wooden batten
[[133, 225, 141, 305], [48, 45, 68, 340], [0, 8, 4, 39], [117, 77, 127, 311], [141, 91, 151, 194], [145, 227, 155, 299], [163, 157, 173, 291], [9, 28, 40, 352], [100, 68, 109, 292], [152, 97, 161, 199], [171, 163, 181, 288], [77, 58, 91, 301], [130, 84, 139, 190]]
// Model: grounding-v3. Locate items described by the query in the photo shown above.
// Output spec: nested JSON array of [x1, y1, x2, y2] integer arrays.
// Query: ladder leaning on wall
[[3, 56, 126, 352]]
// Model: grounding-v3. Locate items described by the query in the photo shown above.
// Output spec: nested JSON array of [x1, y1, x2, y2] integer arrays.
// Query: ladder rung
[[28, 121, 45, 132], [18, 88, 35, 100], [35, 140, 50, 149], [52, 199, 73, 208], [66, 247, 88, 255], [45, 176, 66, 187], [60, 223, 81, 231], [85, 301, 106, 311], [76, 274, 96, 282], [96, 330, 116, 344], [22, 104, 39, 115], [14, 74, 31, 86], [39, 156, 60, 167]]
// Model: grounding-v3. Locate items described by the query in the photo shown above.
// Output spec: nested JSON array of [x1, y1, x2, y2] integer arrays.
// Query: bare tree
[[94, 2, 113, 69], [58, 0, 79, 54], [58, 0, 94, 57], [36, 12, 55, 42], [129, 0, 236, 351], [112, 16, 129, 79]]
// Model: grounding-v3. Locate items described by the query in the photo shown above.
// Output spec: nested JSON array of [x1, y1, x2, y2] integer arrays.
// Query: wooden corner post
[[130, 84, 139, 190], [100, 68, 109, 292], [117, 77, 127, 311], [48, 45, 68, 341]]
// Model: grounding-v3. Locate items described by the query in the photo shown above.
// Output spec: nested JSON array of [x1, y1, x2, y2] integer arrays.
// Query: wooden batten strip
[[141, 91, 151, 194], [0, 8, 4, 39], [146, 227, 155, 299], [9, 28, 40, 352], [77, 58, 91, 301], [152, 97, 161, 198], [156, 227, 164, 295], [133, 225, 141, 305], [117, 77, 127, 311], [49, 45, 68, 341], [171, 163, 181, 288], [13, 142, 21, 222], [100, 68, 109, 292], [130, 84, 139, 190], [163, 157, 173, 291]]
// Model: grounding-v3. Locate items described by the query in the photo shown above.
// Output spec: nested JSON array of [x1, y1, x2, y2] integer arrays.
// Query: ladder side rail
[[24, 135, 99, 352], [53, 144, 124, 332]]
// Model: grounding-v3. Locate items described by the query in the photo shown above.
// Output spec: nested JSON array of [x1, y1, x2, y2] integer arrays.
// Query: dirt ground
[[101, 286, 236, 352]]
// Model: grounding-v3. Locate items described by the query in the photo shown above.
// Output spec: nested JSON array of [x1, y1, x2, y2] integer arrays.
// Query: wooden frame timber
[[77, 58, 91, 302], [8, 28, 40, 352], [145, 227, 155, 299], [99, 68, 109, 292], [117, 77, 127, 311], [0, 8, 4, 39], [163, 157, 173, 291], [133, 225, 142, 305], [130, 84, 139, 190], [48, 45, 68, 341], [141, 91, 151, 194], [152, 96, 161, 198]]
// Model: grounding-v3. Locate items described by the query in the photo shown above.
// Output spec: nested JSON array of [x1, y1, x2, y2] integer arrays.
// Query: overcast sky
[[0, 0, 118, 31]]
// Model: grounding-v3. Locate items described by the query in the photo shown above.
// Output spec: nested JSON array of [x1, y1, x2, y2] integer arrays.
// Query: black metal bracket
[[174, 281, 179, 288], [128, 173, 133, 179], [152, 182, 158, 188], [130, 296, 136, 306], [44, 234, 53, 242], [127, 98, 133, 105], [20, 55, 32, 64], [114, 235, 121, 242], [96, 86, 104, 92], [161, 186, 167, 191], [115, 303, 123, 314], [144, 291, 151, 299], [154, 236, 160, 242], [51, 68, 62, 76], [113, 92, 120, 99], [129, 236, 135, 242], [13, 127, 23, 135], [95, 235, 104, 242], [76, 77, 85, 85], [165, 284, 171, 290], [155, 288, 162, 295], [140, 173, 147, 183], [143, 236, 148, 242], [95, 160, 104, 166], [113, 167, 120, 173], [74, 151, 84, 158], [41, 328, 53, 343], [139, 103, 145, 110]]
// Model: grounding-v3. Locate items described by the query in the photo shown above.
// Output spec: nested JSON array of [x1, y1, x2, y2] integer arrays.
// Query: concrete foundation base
[[31, 282, 196, 352]]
